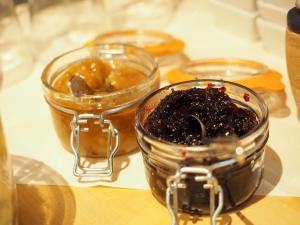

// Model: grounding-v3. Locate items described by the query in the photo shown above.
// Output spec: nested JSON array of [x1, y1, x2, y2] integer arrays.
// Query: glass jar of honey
[[136, 80, 269, 225], [41, 44, 160, 177]]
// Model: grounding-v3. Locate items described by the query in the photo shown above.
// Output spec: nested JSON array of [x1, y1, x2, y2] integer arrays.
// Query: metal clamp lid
[[166, 167, 223, 225], [47, 96, 143, 178], [69, 96, 144, 177], [70, 113, 119, 177], [165, 148, 245, 225]]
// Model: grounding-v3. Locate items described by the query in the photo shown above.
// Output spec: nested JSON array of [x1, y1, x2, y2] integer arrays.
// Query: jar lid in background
[[166, 58, 285, 92], [84, 30, 185, 58]]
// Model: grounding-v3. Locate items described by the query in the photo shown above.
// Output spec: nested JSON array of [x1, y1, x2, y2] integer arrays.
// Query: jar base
[[149, 169, 264, 216]]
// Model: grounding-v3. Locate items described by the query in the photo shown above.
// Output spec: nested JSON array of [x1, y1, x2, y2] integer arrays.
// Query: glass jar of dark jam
[[135, 80, 268, 225]]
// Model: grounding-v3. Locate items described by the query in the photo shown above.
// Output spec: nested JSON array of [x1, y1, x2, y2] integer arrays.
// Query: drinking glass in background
[[0, 0, 33, 88], [28, 0, 72, 50], [68, 0, 108, 44], [29, 0, 108, 53], [103, 0, 180, 29], [0, 115, 17, 225]]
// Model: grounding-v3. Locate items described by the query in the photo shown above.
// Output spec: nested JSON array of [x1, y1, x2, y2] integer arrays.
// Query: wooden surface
[[16, 184, 300, 225]]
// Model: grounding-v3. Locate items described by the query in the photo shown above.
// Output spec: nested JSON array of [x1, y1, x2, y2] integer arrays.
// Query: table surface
[[16, 184, 300, 225], [9, 1, 300, 225]]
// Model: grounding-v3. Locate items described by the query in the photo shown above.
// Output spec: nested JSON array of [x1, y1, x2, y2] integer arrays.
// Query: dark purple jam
[[144, 87, 258, 145]]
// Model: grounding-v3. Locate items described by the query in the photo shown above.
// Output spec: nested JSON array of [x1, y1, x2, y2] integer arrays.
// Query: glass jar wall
[[136, 80, 269, 220], [42, 44, 160, 158]]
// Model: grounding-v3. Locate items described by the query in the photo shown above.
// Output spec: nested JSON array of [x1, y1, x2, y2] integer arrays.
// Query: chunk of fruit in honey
[[53, 59, 147, 95], [69, 75, 94, 97], [106, 66, 146, 91], [53, 59, 112, 94]]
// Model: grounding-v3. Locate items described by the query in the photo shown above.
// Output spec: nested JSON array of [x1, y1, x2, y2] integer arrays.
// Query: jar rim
[[181, 58, 269, 77], [166, 58, 284, 92], [136, 79, 269, 154], [41, 43, 159, 102]]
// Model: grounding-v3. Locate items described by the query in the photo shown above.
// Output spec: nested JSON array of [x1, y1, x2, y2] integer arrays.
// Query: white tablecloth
[[1, 0, 300, 197]]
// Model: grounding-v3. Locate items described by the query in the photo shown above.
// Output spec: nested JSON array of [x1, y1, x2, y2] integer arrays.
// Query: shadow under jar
[[135, 80, 269, 225], [41, 44, 160, 177]]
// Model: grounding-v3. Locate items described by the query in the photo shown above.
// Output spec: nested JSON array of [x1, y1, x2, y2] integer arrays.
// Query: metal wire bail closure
[[166, 167, 224, 225], [70, 112, 120, 177]]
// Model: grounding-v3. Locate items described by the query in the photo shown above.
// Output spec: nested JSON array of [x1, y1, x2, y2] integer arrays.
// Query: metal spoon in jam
[[186, 114, 207, 143]]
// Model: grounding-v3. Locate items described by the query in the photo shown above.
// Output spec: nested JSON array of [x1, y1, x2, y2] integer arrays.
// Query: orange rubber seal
[[166, 59, 285, 92], [84, 30, 185, 57]]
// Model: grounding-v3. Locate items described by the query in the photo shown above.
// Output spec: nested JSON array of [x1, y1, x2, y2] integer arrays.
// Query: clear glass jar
[[41, 44, 160, 177], [67, 0, 108, 44], [85, 30, 186, 67], [29, 0, 108, 53], [136, 80, 269, 225], [103, 0, 179, 30], [29, 0, 72, 48], [166, 58, 285, 116]]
